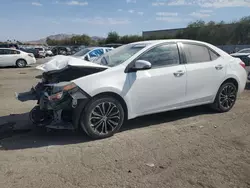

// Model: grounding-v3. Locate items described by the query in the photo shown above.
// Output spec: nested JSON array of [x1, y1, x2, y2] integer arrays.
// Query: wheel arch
[[221, 77, 239, 90], [212, 76, 239, 103], [72, 91, 129, 129], [92, 92, 128, 120], [16, 58, 27, 65]]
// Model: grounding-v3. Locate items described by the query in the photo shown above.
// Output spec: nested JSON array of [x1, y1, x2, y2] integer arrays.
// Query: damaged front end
[[16, 65, 107, 130]]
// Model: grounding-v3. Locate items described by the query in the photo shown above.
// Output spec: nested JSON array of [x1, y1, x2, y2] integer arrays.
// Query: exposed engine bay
[[16, 64, 107, 130]]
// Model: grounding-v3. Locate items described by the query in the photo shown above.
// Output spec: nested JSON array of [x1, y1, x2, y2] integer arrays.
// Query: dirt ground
[[0, 59, 250, 188]]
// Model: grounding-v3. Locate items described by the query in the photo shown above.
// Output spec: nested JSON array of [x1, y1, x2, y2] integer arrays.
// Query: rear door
[[0, 49, 19, 66], [180, 42, 226, 105]]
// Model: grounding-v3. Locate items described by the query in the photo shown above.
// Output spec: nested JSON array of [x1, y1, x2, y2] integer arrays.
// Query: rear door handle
[[173, 70, 185, 77], [215, 65, 223, 70]]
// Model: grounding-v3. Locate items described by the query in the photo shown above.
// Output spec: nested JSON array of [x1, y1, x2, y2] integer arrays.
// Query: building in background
[[142, 27, 185, 39]]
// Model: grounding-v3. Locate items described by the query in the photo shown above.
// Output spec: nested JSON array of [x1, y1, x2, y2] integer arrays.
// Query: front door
[[181, 42, 226, 104], [127, 43, 187, 117]]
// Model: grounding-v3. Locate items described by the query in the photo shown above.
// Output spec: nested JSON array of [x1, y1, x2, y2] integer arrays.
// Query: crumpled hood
[[36, 55, 108, 72]]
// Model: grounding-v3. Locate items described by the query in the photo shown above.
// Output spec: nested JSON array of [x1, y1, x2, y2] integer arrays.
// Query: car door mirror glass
[[84, 55, 89, 61], [133, 60, 151, 71]]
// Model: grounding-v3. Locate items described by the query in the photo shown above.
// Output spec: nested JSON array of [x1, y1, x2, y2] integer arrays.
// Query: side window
[[9, 50, 20, 54], [89, 49, 104, 58], [183, 43, 210, 63], [105, 49, 112, 52], [209, 49, 220, 61], [3, 49, 12, 55], [138, 43, 180, 68], [0, 49, 4, 55]]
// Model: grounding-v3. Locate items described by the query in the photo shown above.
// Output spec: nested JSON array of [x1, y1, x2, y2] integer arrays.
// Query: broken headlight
[[47, 82, 77, 101]]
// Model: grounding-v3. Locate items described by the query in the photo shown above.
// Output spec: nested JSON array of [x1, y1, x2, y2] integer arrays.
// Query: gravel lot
[[0, 58, 250, 188]]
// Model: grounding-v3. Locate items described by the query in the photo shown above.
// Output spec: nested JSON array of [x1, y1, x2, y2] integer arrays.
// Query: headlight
[[48, 82, 77, 101], [62, 82, 77, 91]]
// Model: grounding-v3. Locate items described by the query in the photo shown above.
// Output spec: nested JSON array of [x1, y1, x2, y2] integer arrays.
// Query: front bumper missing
[[16, 86, 90, 129], [15, 88, 37, 102]]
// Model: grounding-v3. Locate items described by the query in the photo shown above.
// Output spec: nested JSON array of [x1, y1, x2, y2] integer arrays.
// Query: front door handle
[[215, 65, 223, 70], [173, 70, 185, 77]]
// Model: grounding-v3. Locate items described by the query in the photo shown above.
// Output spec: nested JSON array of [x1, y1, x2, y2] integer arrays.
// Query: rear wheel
[[80, 96, 125, 139], [210, 82, 237, 112], [16, 59, 27, 68]]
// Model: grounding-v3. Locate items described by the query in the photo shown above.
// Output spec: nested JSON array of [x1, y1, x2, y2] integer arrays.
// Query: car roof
[[129, 39, 230, 57], [130, 39, 213, 46], [0, 48, 19, 50]]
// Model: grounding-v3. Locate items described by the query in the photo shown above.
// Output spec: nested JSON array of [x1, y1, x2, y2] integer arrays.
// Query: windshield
[[94, 43, 148, 67], [72, 48, 90, 57]]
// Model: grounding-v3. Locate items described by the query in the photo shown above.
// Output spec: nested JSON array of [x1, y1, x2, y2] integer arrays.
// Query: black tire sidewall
[[80, 97, 125, 139], [215, 82, 237, 112]]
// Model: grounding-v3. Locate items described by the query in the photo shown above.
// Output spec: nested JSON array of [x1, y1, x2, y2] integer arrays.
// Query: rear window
[[209, 49, 220, 61], [183, 43, 211, 63]]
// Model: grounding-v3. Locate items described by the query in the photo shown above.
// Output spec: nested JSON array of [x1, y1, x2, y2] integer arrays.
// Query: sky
[[0, 0, 250, 41]]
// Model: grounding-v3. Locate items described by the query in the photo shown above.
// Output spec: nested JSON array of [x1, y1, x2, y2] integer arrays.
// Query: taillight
[[239, 61, 246, 69]]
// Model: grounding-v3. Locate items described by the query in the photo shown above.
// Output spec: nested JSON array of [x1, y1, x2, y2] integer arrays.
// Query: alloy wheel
[[89, 102, 121, 135], [17, 60, 26, 67], [219, 84, 237, 110]]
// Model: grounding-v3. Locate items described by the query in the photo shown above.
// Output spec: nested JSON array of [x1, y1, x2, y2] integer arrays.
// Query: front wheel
[[80, 96, 125, 139], [210, 82, 237, 112]]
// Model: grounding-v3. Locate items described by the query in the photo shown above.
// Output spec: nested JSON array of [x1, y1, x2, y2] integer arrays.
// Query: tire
[[16, 59, 27, 68], [80, 96, 125, 139], [210, 82, 237, 112]]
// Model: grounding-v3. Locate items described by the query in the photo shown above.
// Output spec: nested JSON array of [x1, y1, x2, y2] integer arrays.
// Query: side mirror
[[84, 55, 90, 61], [125, 60, 152, 73], [133, 60, 151, 71]]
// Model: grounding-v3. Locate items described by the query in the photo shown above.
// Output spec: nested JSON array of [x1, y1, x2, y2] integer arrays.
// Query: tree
[[106, 31, 120, 44], [119, 35, 143, 44]]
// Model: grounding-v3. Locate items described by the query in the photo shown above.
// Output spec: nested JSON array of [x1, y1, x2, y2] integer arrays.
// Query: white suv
[[35, 47, 46, 58]]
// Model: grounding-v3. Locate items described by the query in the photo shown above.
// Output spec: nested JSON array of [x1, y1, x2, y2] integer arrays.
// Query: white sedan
[[72, 39, 247, 138], [0, 48, 36, 68], [17, 39, 247, 139]]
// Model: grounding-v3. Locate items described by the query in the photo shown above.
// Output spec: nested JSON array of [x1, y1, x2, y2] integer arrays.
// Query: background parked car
[[45, 48, 53, 57], [103, 43, 123, 48], [72, 47, 113, 61], [35, 47, 46, 58], [0, 48, 36, 68], [0, 43, 19, 49], [51, 46, 72, 56], [20, 48, 40, 58], [230, 48, 250, 66], [70, 45, 85, 54]]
